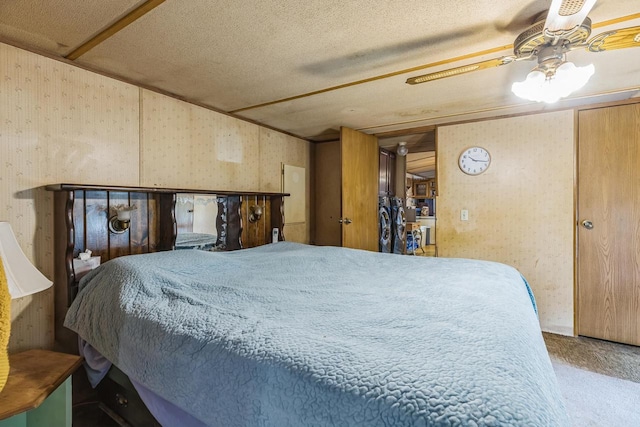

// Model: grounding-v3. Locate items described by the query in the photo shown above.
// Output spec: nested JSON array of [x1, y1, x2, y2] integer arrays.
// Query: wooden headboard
[[46, 183, 288, 351]]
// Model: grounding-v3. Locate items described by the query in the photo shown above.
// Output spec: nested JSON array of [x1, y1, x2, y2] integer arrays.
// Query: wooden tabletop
[[0, 349, 83, 420]]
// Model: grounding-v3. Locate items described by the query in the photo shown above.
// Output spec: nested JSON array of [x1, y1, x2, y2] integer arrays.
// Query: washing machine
[[391, 197, 406, 254], [378, 196, 391, 253]]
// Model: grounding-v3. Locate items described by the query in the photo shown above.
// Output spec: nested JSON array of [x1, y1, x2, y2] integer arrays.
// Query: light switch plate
[[461, 209, 469, 221]]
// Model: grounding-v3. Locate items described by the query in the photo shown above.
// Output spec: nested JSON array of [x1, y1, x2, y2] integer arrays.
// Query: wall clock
[[458, 146, 491, 175]]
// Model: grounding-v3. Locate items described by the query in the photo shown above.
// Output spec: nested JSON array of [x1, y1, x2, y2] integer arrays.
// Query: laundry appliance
[[391, 197, 406, 254], [378, 196, 391, 253]]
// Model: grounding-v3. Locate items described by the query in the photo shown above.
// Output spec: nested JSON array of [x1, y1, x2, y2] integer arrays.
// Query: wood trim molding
[[229, 44, 513, 114], [65, 0, 166, 60], [229, 13, 640, 115], [592, 12, 640, 29], [45, 183, 289, 197], [0, 36, 312, 142], [374, 125, 436, 139], [572, 96, 640, 113], [367, 89, 640, 132]]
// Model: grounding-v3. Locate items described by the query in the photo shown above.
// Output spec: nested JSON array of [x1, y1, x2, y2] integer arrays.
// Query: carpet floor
[[552, 359, 640, 426], [544, 332, 640, 427]]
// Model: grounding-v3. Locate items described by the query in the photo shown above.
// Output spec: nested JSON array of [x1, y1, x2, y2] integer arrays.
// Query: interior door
[[340, 127, 379, 251], [577, 103, 640, 346], [314, 141, 342, 246]]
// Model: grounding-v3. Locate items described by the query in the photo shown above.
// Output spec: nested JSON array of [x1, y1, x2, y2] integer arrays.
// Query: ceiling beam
[[65, 0, 166, 60], [375, 125, 436, 139], [229, 44, 513, 114], [407, 158, 435, 167], [229, 12, 640, 116]]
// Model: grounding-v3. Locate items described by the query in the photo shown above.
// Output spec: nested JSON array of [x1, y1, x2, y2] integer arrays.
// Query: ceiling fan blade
[[405, 56, 516, 85], [544, 0, 597, 35], [587, 26, 640, 52]]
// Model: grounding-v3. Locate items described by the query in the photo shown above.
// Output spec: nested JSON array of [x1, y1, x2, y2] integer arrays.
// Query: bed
[[64, 242, 569, 426], [175, 232, 218, 251]]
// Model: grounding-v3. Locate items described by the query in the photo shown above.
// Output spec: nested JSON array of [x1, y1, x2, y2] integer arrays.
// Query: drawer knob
[[115, 393, 128, 407]]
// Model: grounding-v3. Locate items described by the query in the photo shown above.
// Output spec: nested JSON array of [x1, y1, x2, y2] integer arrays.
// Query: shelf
[[0, 350, 82, 420], [45, 183, 289, 197]]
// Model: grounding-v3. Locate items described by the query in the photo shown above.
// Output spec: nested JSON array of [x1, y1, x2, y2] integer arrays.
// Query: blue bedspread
[[175, 232, 217, 250], [65, 242, 569, 426]]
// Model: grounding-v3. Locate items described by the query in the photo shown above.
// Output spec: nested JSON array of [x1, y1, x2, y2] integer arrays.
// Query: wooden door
[[340, 127, 379, 251], [578, 103, 640, 346], [379, 150, 389, 196], [314, 141, 342, 246], [378, 149, 397, 196]]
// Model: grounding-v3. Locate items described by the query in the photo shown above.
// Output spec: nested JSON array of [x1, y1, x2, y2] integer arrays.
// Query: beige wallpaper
[[141, 91, 312, 243], [1, 42, 311, 352], [0, 42, 140, 352], [437, 111, 575, 335], [141, 90, 261, 191], [258, 128, 312, 243]]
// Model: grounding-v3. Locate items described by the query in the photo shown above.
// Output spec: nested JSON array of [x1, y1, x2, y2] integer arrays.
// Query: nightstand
[[0, 350, 82, 427]]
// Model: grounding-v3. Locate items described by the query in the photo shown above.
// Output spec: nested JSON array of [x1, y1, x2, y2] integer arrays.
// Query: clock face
[[459, 147, 491, 175]]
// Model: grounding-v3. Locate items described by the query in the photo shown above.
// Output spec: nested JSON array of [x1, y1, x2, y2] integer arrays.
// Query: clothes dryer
[[378, 196, 391, 253], [391, 197, 406, 254]]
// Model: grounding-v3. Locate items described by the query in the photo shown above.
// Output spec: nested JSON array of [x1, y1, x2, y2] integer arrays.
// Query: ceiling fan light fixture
[[397, 142, 409, 156], [511, 61, 594, 103]]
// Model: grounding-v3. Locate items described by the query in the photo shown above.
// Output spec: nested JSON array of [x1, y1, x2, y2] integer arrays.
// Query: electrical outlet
[[461, 209, 469, 221]]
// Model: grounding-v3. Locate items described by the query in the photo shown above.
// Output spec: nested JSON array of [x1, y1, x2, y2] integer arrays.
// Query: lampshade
[[0, 222, 52, 299], [512, 61, 595, 104]]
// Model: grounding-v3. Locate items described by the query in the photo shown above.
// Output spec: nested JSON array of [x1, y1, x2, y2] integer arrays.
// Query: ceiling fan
[[406, 0, 640, 103]]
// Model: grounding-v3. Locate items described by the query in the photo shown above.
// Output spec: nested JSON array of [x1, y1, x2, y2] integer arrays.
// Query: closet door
[[577, 103, 640, 345], [340, 127, 379, 251]]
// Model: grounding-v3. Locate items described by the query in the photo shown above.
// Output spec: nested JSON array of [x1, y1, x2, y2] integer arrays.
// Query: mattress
[[65, 242, 568, 426]]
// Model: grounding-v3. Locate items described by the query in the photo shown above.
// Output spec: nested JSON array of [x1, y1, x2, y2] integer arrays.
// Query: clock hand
[[468, 157, 487, 162]]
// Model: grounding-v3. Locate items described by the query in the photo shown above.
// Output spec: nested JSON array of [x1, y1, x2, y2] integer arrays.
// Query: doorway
[[313, 127, 379, 250], [377, 127, 437, 255]]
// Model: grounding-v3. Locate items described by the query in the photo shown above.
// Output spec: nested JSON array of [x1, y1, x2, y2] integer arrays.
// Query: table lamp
[[0, 222, 53, 392], [0, 222, 53, 299]]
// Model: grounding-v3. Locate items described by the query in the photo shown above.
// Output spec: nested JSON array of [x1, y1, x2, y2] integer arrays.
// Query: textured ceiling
[[0, 0, 638, 143], [0, 0, 146, 55]]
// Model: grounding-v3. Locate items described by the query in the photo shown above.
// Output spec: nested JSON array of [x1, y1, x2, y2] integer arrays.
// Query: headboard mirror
[[175, 193, 219, 251]]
